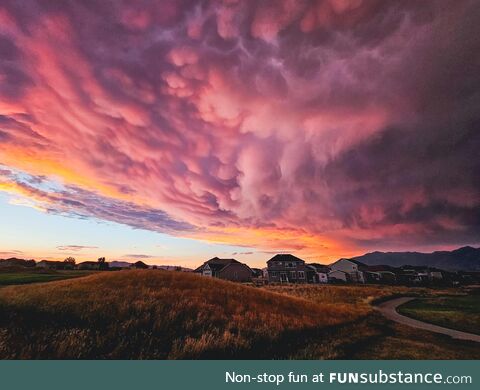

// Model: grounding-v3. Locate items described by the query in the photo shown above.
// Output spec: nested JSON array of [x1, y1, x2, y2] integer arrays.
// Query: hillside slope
[[347, 246, 480, 271], [0, 270, 358, 359]]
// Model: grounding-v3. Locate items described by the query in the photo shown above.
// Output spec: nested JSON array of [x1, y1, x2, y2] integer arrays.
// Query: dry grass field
[[0, 270, 478, 359], [264, 283, 429, 307], [262, 284, 480, 359], [0, 270, 356, 359]]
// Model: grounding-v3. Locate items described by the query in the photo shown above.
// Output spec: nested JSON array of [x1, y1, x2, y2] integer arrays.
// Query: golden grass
[[262, 283, 435, 316], [0, 271, 359, 359], [262, 284, 479, 360], [351, 319, 480, 360], [0, 272, 474, 359]]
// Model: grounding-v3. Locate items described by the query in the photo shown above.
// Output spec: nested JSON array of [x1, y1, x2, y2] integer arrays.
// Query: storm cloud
[[0, 0, 479, 257]]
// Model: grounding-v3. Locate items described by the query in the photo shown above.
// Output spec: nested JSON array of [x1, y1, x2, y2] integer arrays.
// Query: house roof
[[132, 260, 149, 268], [330, 258, 368, 269], [307, 263, 330, 273], [194, 257, 244, 273], [77, 261, 99, 266], [38, 260, 63, 265], [348, 259, 368, 267], [267, 254, 305, 264]]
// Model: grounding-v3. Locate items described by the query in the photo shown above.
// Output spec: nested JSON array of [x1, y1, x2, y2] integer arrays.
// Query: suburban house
[[363, 270, 382, 283], [327, 269, 349, 283], [306, 263, 330, 283], [194, 257, 252, 282], [36, 260, 73, 270], [396, 266, 447, 285], [429, 270, 443, 280], [251, 268, 264, 279], [266, 254, 309, 283], [130, 261, 149, 269], [262, 268, 269, 279], [365, 265, 397, 284], [329, 258, 366, 283], [396, 268, 423, 284]]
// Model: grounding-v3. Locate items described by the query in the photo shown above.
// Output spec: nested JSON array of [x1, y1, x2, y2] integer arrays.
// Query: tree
[[97, 257, 108, 270], [64, 257, 76, 265]]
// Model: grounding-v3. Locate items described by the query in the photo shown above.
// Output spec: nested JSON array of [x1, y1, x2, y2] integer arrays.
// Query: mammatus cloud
[[0, 0, 479, 260]]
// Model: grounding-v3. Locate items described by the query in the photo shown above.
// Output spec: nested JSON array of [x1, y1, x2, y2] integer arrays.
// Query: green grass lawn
[[0, 271, 91, 286], [398, 295, 480, 335]]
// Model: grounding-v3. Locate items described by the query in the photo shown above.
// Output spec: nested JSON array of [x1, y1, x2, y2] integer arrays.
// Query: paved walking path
[[375, 297, 480, 343]]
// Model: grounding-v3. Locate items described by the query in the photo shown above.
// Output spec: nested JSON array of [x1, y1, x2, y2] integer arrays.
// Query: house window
[[289, 271, 296, 279], [298, 271, 305, 279], [286, 262, 294, 268], [270, 271, 278, 277]]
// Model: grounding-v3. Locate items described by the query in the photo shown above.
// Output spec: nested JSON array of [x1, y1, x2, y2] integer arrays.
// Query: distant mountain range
[[345, 246, 480, 271], [108, 261, 132, 268]]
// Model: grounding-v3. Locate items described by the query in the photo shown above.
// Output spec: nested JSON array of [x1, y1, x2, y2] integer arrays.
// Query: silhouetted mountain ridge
[[346, 246, 480, 271]]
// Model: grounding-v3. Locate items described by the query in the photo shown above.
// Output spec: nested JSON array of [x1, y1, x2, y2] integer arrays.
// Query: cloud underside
[[0, 0, 479, 257]]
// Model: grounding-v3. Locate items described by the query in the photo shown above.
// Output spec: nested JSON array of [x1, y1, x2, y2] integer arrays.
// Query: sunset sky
[[1, 0, 479, 267]]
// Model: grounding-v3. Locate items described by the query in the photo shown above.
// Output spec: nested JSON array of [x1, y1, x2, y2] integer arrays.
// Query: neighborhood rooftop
[[267, 254, 305, 263]]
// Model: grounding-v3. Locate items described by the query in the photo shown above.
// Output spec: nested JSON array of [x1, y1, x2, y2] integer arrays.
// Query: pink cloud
[[0, 0, 479, 258]]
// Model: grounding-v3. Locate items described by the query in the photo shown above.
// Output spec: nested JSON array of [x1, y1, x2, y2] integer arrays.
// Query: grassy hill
[[0, 270, 360, 359], [1, 271, 478, 359]]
